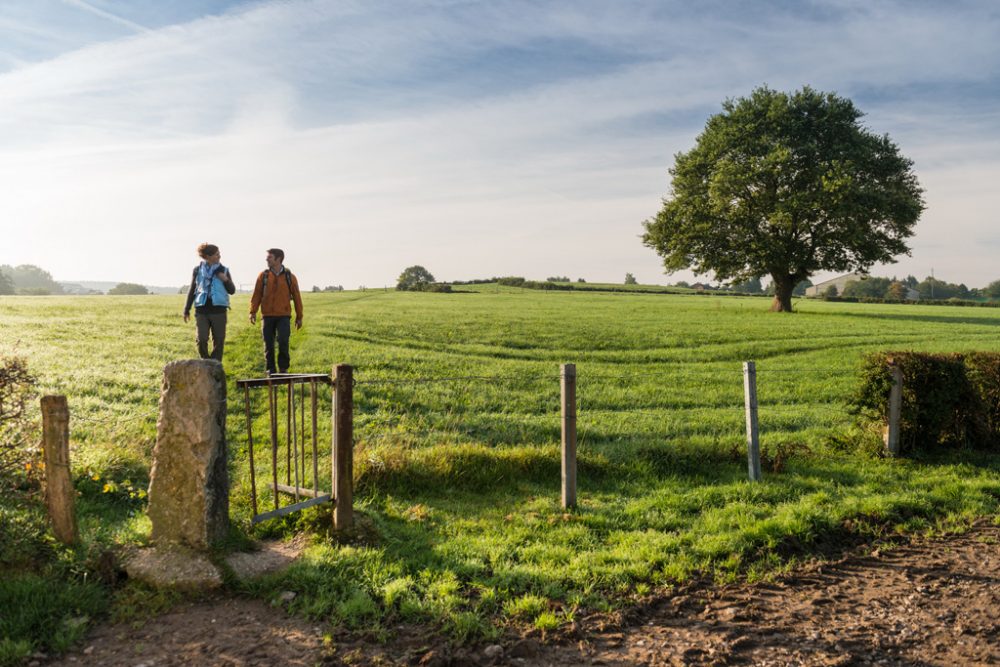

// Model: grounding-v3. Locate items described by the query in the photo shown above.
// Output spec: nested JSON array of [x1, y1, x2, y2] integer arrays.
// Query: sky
[[1, 0, 998, 290]]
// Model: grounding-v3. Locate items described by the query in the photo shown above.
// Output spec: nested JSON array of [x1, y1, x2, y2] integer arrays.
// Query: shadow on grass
[[352, 426, 877, 500], [813, 309, 1000, 328]]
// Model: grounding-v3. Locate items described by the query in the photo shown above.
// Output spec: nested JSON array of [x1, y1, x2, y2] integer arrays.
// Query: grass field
[[2, 288, 1000, 658]]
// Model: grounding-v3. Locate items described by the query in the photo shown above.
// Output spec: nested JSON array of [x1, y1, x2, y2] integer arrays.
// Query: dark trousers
[[262, 316, 291, 373], [195, 312, 227, 361]]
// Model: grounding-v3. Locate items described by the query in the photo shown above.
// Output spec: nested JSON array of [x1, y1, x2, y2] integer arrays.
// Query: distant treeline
[[448, 276, 771, 297], [445, 274, 1000, 307], [0, 264, 66, 295], [0, 264, 146, 296], [828, 275, 995, 301]]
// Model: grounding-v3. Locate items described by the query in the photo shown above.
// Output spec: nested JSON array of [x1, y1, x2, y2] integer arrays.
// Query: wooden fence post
[[884, 362, 902, 457], [333, 364, 354, 529], [41, 395, 78, 545], [743, 361, 762, 482], [561, 363, 577, 509]]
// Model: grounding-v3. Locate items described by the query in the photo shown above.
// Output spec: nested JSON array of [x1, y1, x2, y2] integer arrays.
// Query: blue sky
[[1, 0, 998, 289]]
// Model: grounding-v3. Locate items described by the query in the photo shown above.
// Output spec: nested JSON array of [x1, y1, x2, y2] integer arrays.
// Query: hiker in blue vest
[[183, 243, 236, 362]]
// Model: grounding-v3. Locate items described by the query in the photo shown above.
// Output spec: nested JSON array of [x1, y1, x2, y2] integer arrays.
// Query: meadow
[[2, 287, 1000, 658]]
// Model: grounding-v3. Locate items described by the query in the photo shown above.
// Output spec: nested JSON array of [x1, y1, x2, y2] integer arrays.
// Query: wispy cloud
[[1, 0, 998, 287]]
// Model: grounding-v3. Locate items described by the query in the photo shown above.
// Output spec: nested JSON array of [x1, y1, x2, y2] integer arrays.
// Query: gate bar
[[311, 379, 319, 498], [236, 373, 332, 388], [300, 383, 307, 491], [268, 380, 279, 511], [272, 482, 323, 499], [243, 384, 258, 516], [251, 494, 332, 525]]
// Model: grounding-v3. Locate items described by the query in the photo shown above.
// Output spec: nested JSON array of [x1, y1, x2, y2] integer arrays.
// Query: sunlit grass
[[2, 288, 1000, 646]]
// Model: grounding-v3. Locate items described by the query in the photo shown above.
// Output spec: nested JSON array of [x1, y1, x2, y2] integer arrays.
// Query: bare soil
[[45, 520, 1000, 666]]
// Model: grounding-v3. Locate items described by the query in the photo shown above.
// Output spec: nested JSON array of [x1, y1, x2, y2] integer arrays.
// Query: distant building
[[804, 273, 866, 297], [805, 273, 920, 300]]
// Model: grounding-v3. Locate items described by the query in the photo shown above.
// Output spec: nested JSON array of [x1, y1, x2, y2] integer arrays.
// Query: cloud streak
[[1, 0, 998, 288], [61, 0, 150, 33]]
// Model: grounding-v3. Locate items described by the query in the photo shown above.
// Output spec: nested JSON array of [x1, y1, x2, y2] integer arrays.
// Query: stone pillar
[[148, 360, 229, 549]]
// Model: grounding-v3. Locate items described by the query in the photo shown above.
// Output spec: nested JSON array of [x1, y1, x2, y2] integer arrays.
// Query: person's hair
[[267, 248, 285, 263], [197, 243, 219, 259]]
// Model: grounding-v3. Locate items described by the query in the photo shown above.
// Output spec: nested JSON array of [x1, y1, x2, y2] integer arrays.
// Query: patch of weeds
[[471, 584, 501, 614], [0, 573, 107, 662], [533, 610, 560, 632], [445, 610, 496, 643], [402, 503, 432, 522], [502, 593, 547, 619], [760, 442, 812, 473], [381, 576, 416, 609], [0, 638, 33, 667], [336, 588, 378, 628], [0, 498, 53, 569]]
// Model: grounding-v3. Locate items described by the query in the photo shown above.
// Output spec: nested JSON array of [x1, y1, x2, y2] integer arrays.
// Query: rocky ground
[[44, 520, 1000, 666]]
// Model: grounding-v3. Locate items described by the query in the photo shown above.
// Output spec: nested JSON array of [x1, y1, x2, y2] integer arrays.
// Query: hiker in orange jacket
[[249, 248, 303, 375]]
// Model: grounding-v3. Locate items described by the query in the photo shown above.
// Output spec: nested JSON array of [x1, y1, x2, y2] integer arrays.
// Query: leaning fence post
[[333, 364, 354, 529], [561, 363, 577, 509], [743, 361, 762, 482], [40, 395, 78, 545], [884, 361, 902, 457]]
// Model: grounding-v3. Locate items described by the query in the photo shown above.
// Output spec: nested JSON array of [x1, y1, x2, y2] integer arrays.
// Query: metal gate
[[236, 370, 348, 525]]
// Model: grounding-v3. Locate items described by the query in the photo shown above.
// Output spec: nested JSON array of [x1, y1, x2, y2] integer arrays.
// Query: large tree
[[642, 86, 924, 312], [396, 265, 435, 291]]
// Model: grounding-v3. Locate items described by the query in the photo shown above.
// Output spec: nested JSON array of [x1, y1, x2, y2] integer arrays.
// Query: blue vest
[[194, 264, 230, 308]]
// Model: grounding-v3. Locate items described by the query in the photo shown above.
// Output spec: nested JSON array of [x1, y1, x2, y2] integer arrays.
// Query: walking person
[[249, 248, 303, 375], [183, 243, 236, 362]]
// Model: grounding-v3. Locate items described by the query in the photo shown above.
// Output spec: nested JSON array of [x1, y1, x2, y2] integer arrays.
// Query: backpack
[[262, 268, 294, 297]]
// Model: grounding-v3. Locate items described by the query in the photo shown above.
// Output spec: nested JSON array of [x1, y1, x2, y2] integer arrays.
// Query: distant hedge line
[[448, 276, 774, 297], [853, 352, 1000, 453], [821, 295, 1000, 308]]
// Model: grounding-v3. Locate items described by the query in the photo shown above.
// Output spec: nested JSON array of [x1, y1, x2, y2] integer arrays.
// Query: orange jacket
[[250, 268, 303, 319]]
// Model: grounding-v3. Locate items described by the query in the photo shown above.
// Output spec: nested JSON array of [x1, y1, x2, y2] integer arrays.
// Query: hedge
[[852, 351, 1000, 453]]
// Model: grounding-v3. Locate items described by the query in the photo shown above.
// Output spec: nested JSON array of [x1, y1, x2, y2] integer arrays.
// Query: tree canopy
[[0, 264, 64, 295], [0, 270, 13, 295], [108, 283, 149, 295], [396, 265, 435, 291], [916, 277, 969, 300], [642, 85, 924, 312]]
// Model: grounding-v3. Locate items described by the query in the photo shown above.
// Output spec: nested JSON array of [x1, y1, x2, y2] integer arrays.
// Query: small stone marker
[[148, 360, 229, 549]]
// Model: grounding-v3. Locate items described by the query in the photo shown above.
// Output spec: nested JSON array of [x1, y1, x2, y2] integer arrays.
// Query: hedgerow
[[852, 351, 1000, 453]]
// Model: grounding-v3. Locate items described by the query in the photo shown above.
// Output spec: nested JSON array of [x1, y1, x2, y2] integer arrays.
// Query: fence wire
[[59, 362, 861, 452]]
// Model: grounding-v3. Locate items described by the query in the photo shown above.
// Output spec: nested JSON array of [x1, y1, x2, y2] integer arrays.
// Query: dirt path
[[46, 521, 1000, 666]]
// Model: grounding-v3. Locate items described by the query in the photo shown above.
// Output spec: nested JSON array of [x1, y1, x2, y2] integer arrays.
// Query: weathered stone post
[[148, 359, 229, 549]]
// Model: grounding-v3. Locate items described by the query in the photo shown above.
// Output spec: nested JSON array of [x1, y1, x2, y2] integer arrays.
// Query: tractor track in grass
[[44, 520, 1000, 666]]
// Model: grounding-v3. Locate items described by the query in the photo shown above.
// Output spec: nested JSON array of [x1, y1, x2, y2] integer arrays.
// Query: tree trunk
[[770, 275, 795, 312]]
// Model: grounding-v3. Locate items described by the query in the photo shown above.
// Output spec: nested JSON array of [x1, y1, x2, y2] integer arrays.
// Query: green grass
[[0, 573, 107, 666], [2, 289, 1000, 650]]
